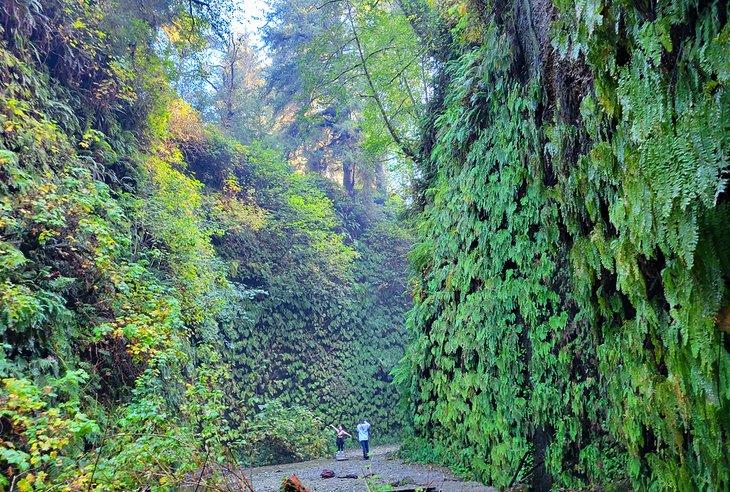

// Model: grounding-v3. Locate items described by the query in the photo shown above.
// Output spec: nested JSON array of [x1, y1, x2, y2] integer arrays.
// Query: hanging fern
[[400, 0, 729, 489]]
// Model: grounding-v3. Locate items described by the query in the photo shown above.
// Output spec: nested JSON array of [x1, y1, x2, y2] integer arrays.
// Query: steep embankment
[[399, 0, 729, 490], [0, 2, 235, 487]]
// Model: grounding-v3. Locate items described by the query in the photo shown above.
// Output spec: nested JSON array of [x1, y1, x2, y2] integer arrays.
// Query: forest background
[[1, 0, 729, 491]]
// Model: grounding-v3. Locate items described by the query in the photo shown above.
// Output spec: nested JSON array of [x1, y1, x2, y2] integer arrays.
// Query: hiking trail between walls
[[243, 445, 496, 492]]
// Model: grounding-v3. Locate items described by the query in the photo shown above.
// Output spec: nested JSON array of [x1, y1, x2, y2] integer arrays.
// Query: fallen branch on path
[[280, 474, 310, 492], [389, 487, 436, 492]]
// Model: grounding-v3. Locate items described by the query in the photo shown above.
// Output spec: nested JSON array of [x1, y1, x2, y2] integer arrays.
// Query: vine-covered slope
[[399, 0, 729, 489], [0, 1, 410, 488]]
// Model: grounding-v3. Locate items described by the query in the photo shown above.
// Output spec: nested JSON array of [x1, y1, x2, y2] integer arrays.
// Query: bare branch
[[385, 48, 427, 86], [317, 0, 344, 9]]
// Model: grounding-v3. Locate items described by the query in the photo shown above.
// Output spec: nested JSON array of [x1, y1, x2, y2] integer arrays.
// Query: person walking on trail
[[329, 424, 351, 456], [357, 418, 370, 460]]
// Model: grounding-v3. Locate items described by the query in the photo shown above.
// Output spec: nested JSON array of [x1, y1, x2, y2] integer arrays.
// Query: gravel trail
[[244, 445, 496, 492]]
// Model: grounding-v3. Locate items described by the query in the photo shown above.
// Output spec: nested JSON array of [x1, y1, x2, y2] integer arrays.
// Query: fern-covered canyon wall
[[0, 0, 410, 488], [199, 142, 412, 438], [399, 0, 729, 489]]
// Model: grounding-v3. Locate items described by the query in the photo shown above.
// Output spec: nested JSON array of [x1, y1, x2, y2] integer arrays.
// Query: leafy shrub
[[0, 372, 98, 489], [247, 399, 329, 465]]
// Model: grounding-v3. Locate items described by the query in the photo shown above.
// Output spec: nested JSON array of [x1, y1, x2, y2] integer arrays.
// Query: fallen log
[[280, 474, 310, 492], [389, 486, 436, 492]]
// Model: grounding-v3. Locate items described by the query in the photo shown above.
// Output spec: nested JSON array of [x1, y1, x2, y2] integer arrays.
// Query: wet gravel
[[245, 445, 496, 492]]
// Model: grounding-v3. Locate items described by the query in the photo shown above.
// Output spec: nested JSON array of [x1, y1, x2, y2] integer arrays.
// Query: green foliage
[[552, 1, 730, 489], [0, 373, 98, 489], [131, 149, 226, 327], [399, 36, 614, 487], [264, 0, 427, 187], [247, 398, 330, 465], [214, 142, 412, 440], [1, 0, 414, 488], [0, 0, 412, 489], [340, 0, 429, 160], [0, 1, 253, 489], [400, 0, 729, 489], [77, 345, 240, 490]]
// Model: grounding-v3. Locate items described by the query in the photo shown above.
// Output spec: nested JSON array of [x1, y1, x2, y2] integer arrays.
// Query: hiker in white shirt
[[357, 418, 370, 459]]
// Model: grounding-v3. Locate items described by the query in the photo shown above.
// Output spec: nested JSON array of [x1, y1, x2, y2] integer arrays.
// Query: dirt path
[[244, 445, 496, 492]]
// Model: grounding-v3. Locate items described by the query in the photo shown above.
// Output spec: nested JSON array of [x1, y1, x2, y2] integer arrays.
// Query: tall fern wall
[[208, 146, 412, 438], [400, 0, 729, 489]]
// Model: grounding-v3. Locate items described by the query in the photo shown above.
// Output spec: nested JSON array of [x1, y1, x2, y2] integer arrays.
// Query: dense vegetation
[[0, 0, 409, 489], [397, 0, 730, 490], [2, 0, 729, 490]]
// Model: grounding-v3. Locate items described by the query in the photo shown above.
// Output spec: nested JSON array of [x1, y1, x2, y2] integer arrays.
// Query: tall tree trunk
[[343, 159, 355, 194], [532, 426, 552, 492]]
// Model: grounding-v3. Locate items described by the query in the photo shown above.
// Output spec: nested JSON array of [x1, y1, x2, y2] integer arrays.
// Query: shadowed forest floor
[[245, 445, 496, 491]]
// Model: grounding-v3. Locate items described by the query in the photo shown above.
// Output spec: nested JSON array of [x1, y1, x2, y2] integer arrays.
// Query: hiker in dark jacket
[[330, 424, 351, 455]]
